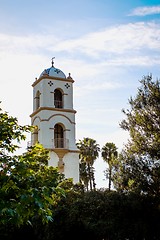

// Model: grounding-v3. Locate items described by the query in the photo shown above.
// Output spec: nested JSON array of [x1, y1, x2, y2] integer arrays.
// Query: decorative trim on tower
[[48, 81, 53, 86], [65, 83, 70, 89]]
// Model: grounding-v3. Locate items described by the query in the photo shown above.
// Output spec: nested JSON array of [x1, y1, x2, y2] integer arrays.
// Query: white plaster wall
[[63, 152, 80, 183], [48, 151, 80, 184], [32, 110, 77, 150], [33, 78, 73, 110], [48, 151, 59, 167]]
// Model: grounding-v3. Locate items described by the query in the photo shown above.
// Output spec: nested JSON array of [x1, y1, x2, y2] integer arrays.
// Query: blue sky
[[1, 0, 160, 188]]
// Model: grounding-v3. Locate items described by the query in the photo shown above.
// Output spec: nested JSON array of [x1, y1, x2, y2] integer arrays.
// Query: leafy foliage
[[0, 105, 66, 227], [120, 74, 160, 157], [36, 190, 160, 240], [0, 104, 33, 153], [114, 75, 160, 196]]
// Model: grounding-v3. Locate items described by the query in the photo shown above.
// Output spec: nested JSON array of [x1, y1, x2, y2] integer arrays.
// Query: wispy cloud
[[128, 6, 160, 16], [0, 21, 160, 77], [50, 22, 160, 67], [53, 22, 160, 54]]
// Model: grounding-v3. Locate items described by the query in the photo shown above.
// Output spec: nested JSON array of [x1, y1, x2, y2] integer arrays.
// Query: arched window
[[54, 89, 63, 108], [54, 124, 64, 148], [36, 91, 40, 110]]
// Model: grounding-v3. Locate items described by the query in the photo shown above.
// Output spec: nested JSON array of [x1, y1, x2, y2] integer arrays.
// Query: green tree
[[47, 189, 160, 240], [79, 160, 89, 191], [116, 75, 160, 196], [101, 142, 118, 191], [0, 103, 33, 153], [76, 137, 100, 191], [0, 105, 65, 227]]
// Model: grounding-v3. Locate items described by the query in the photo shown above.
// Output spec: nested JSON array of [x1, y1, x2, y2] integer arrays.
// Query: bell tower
[[30, 59, 79, 183]]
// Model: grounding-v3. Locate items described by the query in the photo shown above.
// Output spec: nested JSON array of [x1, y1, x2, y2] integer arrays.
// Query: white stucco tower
[[30, 58, 79, 183]]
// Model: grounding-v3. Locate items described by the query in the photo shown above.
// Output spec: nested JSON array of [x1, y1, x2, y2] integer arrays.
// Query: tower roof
[[39, 58, 66, 79], [39, 66, 66, 79]]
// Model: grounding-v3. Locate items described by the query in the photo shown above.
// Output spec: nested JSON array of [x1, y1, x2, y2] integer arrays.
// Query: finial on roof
[[51, 57, 55, 67], [67, 72, 73, 79]]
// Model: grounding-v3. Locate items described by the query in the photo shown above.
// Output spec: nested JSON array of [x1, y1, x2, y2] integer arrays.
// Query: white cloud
[[128, 6, 160, 16], [50, 22, 160, 64], [0, 33, 59, 55], [1, 20, 160, 128], [1, 20, 159, 122], [0, 21, 160, 70]]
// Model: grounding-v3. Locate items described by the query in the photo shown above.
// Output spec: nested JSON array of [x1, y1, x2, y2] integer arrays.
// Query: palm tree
[[101, 142, 118, 191], [77, 137, 100, 191], [79, 160, 89, 191]]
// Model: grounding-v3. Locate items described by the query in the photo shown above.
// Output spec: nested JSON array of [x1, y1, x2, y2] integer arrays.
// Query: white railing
[[54, 138, 69, 149], [27, 138, 69, 149], [54, 100, 62, 108]]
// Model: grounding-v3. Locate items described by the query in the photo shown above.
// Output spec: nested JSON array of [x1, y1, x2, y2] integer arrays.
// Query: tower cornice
[[30, 107, 77, 118], [32, 75, 74, 87]]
